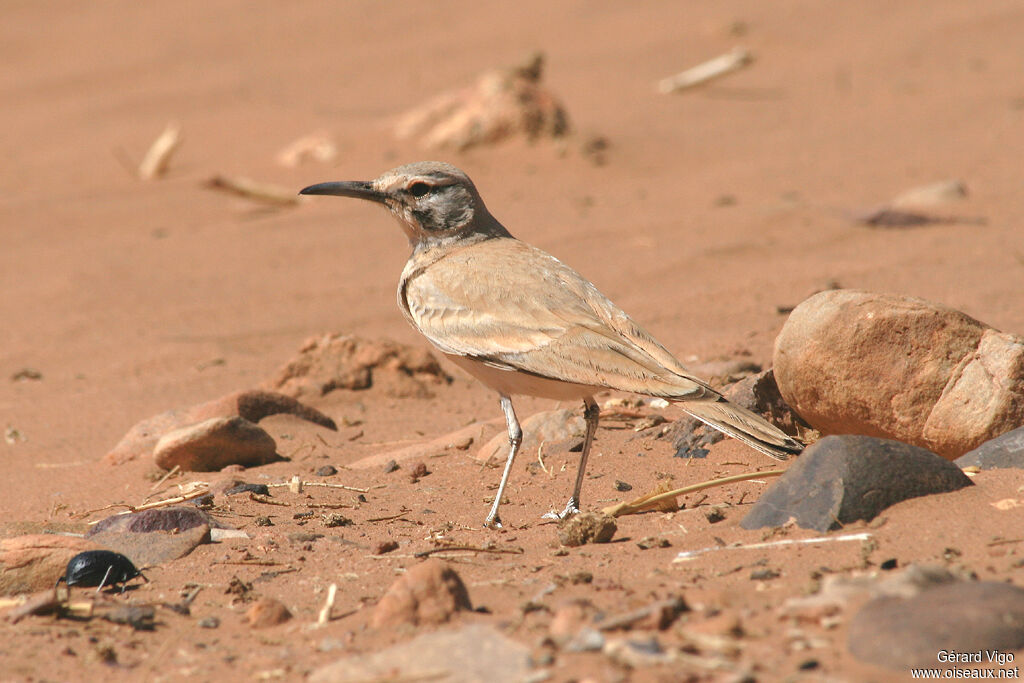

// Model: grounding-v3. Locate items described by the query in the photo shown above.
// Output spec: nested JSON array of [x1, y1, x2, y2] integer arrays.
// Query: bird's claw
[[542, 499, 580, 521]]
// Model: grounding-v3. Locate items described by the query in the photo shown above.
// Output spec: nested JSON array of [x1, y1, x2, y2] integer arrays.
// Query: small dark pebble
[[704, 507, 727, 524], [225, 483, 270, 496], [880, 558, 898, 570], [636, 536, 671, 550], [382, 459, 399, 474], [293, 511, 314, 520], [358, 494, 368, 503], [315, 465, 338, 477], [198, 616, 220, 629], [750, 568, 780, 581], [10, 368, 43, 381], [409, 462, 430, 481], [798, 659, 820, 671], [570, 571, 593, 585], [568, 439, 585, 453], [254, 516, 273, 527], [373, 540, 399, 555], [225, 577, 253, 598], [192, 494, 214, 509], [104, 605, 156, 631], [321, 513, 352, 528], [614, 480, 633, 492]]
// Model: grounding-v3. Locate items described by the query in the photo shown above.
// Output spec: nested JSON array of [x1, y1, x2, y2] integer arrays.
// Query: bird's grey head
[[300, 162, 509, 248]]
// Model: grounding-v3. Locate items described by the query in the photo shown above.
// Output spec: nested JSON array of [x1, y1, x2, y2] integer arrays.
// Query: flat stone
[[103, 389, 335, 466], [87, 506, 224, 535], [741, 435, 972, 531], [88, 524, 209, 567], [153, 416, 277, 471], [371, 559, 472, 628], [0, 535, 102, 596], [848, 581, 1024, 670], [955, 426, 1024, 470], [310, 624, 531, 683], [774, 289, 1024, 459]]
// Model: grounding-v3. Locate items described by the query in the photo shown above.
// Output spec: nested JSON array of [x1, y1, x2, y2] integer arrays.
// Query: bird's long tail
[[677, 398, 804, 461]]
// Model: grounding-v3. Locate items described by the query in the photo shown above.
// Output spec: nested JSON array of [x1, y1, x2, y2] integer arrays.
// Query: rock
[[393, 52, 569, 151], [955, 426, 1024, 470], [549, 600, 595, 644], [153, 416, 277, 471], [557, 512, 617, 547], [263, 332, 450, 400], [0, 535, 101, 596], [476, 409, 585, 463], [246, 597, 293, 628], [315, 465, 338, 476], [774, 290, 1024, 459], [87, 506, 224, 535], [848, 581, 1024, 670], [741, 435, 972, 531], [669, 370, 810, 457], [371, 559, 472, 628], [310, 624, 531, 683], [103, 389, 335, 465], [88, 523, 209, 567]]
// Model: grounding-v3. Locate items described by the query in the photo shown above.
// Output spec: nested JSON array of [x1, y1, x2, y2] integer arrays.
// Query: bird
[[300, 161, 803, 528]]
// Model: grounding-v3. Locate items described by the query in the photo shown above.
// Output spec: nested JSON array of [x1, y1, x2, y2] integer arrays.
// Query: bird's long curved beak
[[299, 181, 387, 203]]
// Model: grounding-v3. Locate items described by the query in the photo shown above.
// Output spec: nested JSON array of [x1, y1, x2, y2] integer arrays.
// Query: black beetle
[[55, 550, 148, 593]]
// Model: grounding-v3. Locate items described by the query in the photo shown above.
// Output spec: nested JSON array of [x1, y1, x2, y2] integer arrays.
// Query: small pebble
[[750, 568, 780, 581], [321, 513, 352, 528], [225, 483, 270, 496], [614, 480, 633, 492], [880, 558, 899, 570], [254, 516, 273, 527], [198, 616, 220, 629], [383, 459, 400, 474], [409, 462, 430, 481], [636, 536, 671, 550], [373, 540, 399, 555], [316, 465, 338, 477], [704, 506, 727, 524]]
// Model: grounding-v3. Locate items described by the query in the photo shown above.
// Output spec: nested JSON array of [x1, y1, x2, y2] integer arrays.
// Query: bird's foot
[[541, 499, 580, 521]]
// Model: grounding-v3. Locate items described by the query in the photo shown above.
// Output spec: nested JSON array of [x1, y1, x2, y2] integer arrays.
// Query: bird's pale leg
[[545, 396, 599, 520], [484, 395, 522, 529]]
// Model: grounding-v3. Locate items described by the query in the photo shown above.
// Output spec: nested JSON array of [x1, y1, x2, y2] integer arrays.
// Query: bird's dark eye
[[408, 182, 431, 197]]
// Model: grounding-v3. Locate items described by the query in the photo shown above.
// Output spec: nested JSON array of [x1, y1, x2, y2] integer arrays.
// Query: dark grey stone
[[955, 426, 1024, 470], [848, 581, 1024, 670], [741, 435, 972, 531]]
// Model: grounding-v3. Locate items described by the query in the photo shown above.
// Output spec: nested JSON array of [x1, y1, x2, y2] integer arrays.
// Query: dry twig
[[602, 470, 784, 518]]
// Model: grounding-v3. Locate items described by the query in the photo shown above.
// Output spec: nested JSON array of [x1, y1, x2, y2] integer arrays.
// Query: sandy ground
[[3, 2, 1024, 681]]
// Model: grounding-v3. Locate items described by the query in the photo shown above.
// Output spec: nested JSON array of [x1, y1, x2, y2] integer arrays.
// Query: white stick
[[673, 532, 872, 562], [317, 583, 338, 625], [658, 47, 753, 94], [138, 123, 181, 180]]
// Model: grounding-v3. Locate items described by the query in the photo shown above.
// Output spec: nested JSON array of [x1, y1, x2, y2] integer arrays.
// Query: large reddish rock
[[153, 416, 277, 471], [371, 559, 472, 628], [774, 290, 1024, 459], [103, 389, 336, 466], [0, 535, 102, 595]]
